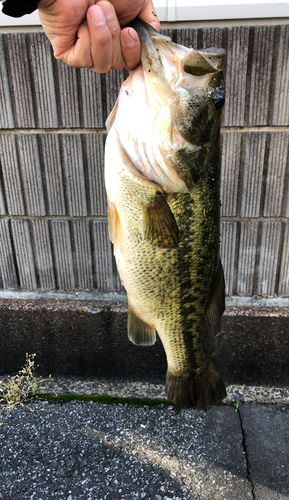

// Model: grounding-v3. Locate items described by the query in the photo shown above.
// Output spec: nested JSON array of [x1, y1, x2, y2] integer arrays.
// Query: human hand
[[37, 0, 160, 72]]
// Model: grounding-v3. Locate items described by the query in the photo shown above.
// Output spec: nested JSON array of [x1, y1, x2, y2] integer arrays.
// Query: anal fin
[[206, 260, 225, 334], [128, 304, 156, 346], [143, 192, 179, 248]]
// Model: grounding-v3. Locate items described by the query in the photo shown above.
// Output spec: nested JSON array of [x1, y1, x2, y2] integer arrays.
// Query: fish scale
[[168, 167, 220, 367], [105, 19, 227, 413]]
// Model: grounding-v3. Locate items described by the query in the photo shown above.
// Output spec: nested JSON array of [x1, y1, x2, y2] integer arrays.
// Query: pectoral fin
[[128, 304, 156, 346], [206, 261, 225, 334], [143, 192, 179, 248]]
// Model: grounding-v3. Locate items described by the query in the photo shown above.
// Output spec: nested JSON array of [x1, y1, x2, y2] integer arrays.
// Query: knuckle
[[99, 63, 112, 74], [93, 25, 112, 47], [92, 59, 111, 73], [110, 25, 121, 42], [80, 55, 94, 68], [112, 59, 125, 71]]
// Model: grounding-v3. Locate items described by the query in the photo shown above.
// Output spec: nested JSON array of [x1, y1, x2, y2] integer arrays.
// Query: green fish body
[[105, 20, 227, 414]]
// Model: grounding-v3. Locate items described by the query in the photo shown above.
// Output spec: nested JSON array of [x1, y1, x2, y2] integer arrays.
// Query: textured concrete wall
[[0, 26, 289, 297]]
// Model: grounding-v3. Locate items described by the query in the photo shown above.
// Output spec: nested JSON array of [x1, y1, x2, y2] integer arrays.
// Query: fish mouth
[[130, 18, 226, 82], [129, 18, 168, 70], [129, 18, 174, 94]]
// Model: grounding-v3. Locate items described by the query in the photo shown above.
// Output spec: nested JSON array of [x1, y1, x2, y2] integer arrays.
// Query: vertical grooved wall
[[0, 26, 288, 297]]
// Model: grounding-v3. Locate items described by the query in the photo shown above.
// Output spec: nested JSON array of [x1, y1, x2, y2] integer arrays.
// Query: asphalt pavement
[[0, 400, 288, 500]]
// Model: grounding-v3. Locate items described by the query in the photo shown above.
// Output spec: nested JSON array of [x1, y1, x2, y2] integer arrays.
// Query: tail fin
[[166, 358, 226, 415]]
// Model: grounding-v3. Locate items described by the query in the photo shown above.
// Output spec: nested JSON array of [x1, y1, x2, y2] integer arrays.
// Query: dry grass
[[0, 353, 49, 425]]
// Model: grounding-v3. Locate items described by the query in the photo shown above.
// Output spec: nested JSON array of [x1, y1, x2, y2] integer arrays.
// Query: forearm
[[1, 0, 39, 17]]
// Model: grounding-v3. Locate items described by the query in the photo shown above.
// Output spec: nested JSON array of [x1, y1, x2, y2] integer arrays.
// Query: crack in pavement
[[237, 402, 256, 500]]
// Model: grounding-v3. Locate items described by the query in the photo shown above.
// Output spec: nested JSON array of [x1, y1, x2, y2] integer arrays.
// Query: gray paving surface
[[0, 401, 288, 500], [239, 403, 289, 500]]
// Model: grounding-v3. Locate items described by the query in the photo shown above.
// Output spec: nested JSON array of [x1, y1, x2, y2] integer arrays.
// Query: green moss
[[29, 393, 173, 408]]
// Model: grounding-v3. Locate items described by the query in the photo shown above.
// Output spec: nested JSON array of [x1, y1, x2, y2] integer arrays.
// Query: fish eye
[[212, 91, 225, 109]]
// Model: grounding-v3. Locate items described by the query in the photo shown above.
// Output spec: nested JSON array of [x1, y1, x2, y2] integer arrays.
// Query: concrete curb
[[0, 292, 288, 389]]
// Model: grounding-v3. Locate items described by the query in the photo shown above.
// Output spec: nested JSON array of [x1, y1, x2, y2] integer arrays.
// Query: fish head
[[133, 19, 226, 147], [108, 20, 226, 192]]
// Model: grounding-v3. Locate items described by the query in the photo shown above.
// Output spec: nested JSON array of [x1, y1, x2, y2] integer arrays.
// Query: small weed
[[0, 353, 47, 426], [235, 402, 239, 412]]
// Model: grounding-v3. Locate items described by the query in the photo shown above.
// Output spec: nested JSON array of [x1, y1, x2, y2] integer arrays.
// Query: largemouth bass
[[105, 19, 227, 414]]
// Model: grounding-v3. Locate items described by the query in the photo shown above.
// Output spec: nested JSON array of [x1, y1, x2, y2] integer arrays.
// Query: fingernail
[[123, 28, 137, 48], [91, 5, 106, 26], [98, 0, 115, 21]]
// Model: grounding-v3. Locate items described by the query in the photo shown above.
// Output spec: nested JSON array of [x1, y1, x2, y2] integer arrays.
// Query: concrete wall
[[0, 24, 289, 298]]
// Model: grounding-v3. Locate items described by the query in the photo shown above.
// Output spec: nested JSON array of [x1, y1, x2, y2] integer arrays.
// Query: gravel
[[1, 376, 288, 405], [0, 401, 251, 500]]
